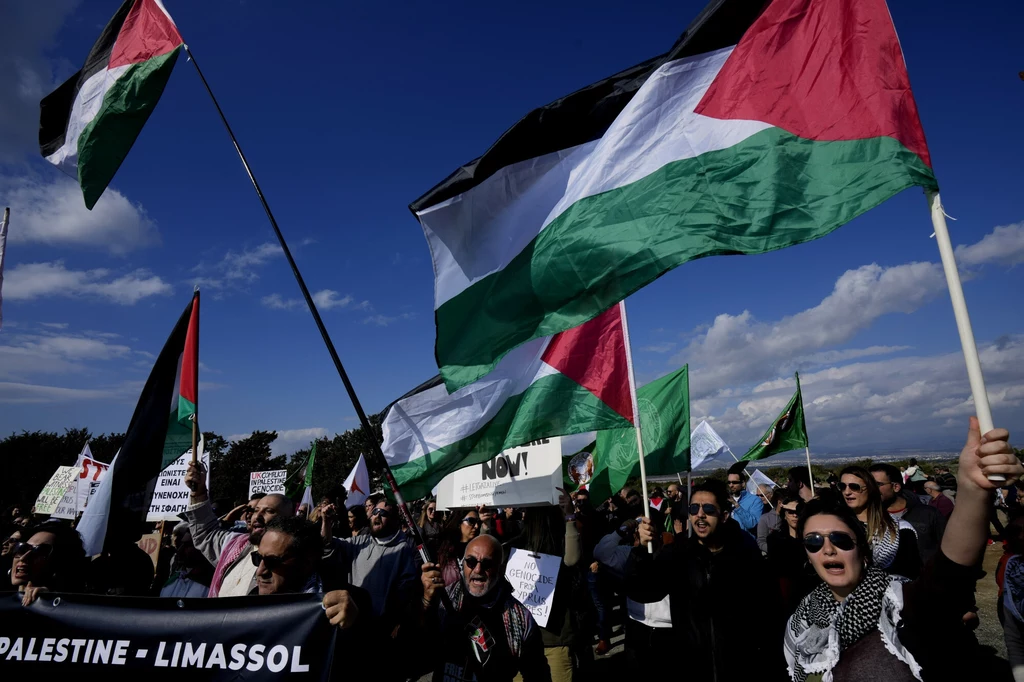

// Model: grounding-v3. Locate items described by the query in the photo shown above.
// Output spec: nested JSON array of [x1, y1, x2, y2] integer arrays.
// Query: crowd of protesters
[[2, 418, 1022, 681]]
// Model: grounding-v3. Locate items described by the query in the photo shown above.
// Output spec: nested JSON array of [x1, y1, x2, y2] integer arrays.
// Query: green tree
[[209, 431, 285, 508]]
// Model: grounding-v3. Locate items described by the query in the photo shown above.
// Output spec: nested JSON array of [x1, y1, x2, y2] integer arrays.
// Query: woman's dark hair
[[347, 504, 368, 531], [21, 522, 87, 592], [437, 508, 478, 570], [839, 466, 896, 541], [797, 497, 872, 565], [690, 479, 733, 513], [909, 458, 918, 466]]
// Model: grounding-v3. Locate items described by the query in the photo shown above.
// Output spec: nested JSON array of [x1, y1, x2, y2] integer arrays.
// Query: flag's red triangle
[[178, 293, 199, 405], [696, 0, 932, 168], [540, 305, 633, 424], [350, 479, 365, 495], [109, 0, 183, 69]]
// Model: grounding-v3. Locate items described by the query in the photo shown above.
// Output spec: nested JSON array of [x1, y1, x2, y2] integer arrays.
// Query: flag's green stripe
[[392, 372, 632, 501], [164, 408, 193, 470], [77, 48, 180, 209], [436, 129, 938, 390], [178, 396, 196, 428]]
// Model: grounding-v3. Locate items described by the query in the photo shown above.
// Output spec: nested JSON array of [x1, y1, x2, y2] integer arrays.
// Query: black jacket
[[624, 521, 788, 682], [894, 491, 946, 565]]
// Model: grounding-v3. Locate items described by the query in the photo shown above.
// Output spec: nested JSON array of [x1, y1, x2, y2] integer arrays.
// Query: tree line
[[2, 416, 383, 515]]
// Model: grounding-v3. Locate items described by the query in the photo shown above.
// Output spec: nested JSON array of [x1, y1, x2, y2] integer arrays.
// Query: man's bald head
[[249, 493, 296, 545], [465, 533, 503, 563], [463, 534, 503, 597]]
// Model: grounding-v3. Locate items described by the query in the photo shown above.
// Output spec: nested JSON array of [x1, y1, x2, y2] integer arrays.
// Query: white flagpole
[[805, 447, 814, 494], [619, 301, 654, 553], [927, 191, 1002, 480]]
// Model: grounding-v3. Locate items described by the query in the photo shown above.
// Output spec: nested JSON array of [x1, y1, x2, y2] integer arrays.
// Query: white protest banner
[[35, 466, 80, 515], [437, 437, 562, 510], [147, 439, 209, 522], [504, 548, 561, 628], [249, 469, 287, 497], [51, 468, 83, 520], [77, 456, 110, 512]]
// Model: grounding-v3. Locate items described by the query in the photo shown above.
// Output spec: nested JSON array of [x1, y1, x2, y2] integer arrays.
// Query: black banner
[[0, 593, 337, 680]]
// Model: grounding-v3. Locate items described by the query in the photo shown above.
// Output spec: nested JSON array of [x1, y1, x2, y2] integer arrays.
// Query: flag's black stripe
[[106, 294, 193, 549], [39, 0, 135, 157], [409, 0, 768, 214]]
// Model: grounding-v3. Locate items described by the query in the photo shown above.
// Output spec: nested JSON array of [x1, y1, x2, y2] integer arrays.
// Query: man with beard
[[625, 480, 786, 682], [322, 498, 419, 638], [184, 461, 294, 597], [418, 534, 550, 682]]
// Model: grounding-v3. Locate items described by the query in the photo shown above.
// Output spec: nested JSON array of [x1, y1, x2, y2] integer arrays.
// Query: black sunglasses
[[427, 507, 436, 513], [727, 479, 743, 485], [688, 503, 720, 517], [781, 506, 803, 516], [836, 482, 864, 493], [461, 517, 480, 526], [463, 556, 498, 572], [250, 551, 294, 572], [803, 531, 857, 553], [371, 508, 390, 518], [12, 543, 54, 559]]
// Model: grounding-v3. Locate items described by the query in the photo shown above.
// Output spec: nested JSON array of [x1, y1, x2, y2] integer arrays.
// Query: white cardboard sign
[[76, 457, 110, 512], [249, 469, 287, 497], [437, 437, 562, 510], [504, 548, 561, 628], [147, 441, 210, 522], [36, 466, 80, 515]]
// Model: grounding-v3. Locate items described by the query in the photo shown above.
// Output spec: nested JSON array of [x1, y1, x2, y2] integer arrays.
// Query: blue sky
[[1, 0, 1022, 458]]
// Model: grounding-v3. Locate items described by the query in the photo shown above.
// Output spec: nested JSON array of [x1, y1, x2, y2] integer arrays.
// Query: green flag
[[286, 442, 318, 499], [586, 365, 690, 502], [740, 372, 809, 461]]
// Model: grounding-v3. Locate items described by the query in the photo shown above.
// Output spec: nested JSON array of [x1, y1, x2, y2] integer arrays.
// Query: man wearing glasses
[[625, 479, 786, 682], [417, 535, 551, 681]]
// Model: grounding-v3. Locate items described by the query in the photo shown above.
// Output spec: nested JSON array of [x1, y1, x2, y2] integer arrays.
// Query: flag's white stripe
[[44, 64, 131, 176], [382, 337, 559, 465], [419, 46, 771, 309]]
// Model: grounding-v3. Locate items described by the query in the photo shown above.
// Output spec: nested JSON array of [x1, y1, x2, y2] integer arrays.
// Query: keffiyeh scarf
[[784, 567, 921, 682]]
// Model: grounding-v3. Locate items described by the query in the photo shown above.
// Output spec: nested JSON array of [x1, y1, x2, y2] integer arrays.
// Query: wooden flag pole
[[927, 191, 1002, 481], [619, 301, 654, 554]]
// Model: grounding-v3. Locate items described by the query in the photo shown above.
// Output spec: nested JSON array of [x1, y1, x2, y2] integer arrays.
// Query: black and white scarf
[[784, 567, 921, 682]]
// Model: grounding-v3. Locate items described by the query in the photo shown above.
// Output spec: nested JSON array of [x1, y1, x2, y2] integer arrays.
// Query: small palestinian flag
[[741, 372, 808, 462], [411, 0, 937, 393], [381, 304, 633, 501], [39, 0, 183, 209], [77, 292, 199, 553]]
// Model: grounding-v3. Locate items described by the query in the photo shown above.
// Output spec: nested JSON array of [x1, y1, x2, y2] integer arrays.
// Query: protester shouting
[[871, 463, 946, 564], [417, 534, 551, 682], [435, 508, 482, 586], [10, 522, 86, 606], [627, 480, 787, 682], [785, 418, 1020, 681], [839, 466, 921, 579], [184, 460, 295, 596], [0, 527, 24, 590]]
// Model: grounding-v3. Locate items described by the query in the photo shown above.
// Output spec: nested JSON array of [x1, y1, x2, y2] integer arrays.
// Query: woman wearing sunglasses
[[435, 509, 481, 587], [9, 522, 86, 606], [785, 419, 1021, 681], [838, 466, 921, 579]]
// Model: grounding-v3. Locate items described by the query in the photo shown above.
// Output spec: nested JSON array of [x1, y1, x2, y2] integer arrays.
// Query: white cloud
[[640, 342, 676, 354], [0, 328, 138, 381], [262, 289, 359, 312], [39, 322, 68, 329], [1, 175, 160, 253], [0, 381, 125, 404], [193, 242, 281, 292], [228, 427, 329, 457], [363, 313, 415, 326], [4, 261, 172, 304], [955, 222, 1024, 268]]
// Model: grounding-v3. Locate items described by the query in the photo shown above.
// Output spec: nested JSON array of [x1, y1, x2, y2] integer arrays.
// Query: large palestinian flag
[[39, 0, 182, 209], [411, 0, 938, 392], [382, 304, 633, 500], [77, 292, 199, 553]]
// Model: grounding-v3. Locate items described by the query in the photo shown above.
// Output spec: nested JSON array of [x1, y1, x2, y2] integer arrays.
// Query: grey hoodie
[[324, 530, 418, 625]]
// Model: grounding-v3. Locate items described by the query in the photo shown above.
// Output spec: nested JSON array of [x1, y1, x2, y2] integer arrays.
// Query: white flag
[[0, 207, 9, 330], [343, 454, 370, 509], [300, 486, 314, 511], [746, 468, 778, 496], [690, 420, 729, 470]]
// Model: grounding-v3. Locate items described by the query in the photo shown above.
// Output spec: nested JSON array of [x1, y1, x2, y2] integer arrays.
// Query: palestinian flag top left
[[39, 0, 183, 209], [76, 292, 199, 554]]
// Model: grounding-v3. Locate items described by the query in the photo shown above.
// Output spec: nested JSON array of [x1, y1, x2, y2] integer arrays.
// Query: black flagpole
[[182, 45, 438, 570]]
